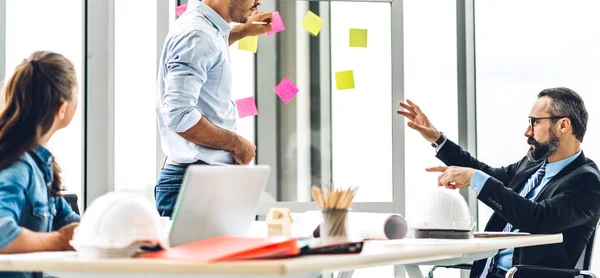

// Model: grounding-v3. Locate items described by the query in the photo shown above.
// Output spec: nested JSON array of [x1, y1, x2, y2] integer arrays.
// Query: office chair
[[428, 222, 599, 278], [506, 223, 599, 278], [62, 193, 80, 215]]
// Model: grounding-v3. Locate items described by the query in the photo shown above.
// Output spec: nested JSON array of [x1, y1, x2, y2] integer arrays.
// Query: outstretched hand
[[426, 166, 476, 189], [396, 99, 441, 143]]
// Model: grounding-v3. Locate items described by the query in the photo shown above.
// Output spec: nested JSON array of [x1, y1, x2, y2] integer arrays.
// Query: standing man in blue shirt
[[155, 0, 273, 217], [397, 87, 600, 278]]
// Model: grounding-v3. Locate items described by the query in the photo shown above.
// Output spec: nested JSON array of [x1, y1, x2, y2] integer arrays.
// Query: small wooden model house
[[266, 208, 294, 237]]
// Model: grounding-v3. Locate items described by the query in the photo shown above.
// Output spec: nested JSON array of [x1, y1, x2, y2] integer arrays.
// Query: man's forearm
[[229, 24, 248, 46], [177, 116, 239, 152], [0, 229, 60, 254]]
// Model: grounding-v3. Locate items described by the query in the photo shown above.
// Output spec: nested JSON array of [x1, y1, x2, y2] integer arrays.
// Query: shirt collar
[[188, 0, 232, 38], [30, 145, 54, 183], [544, 150, 582, 178]]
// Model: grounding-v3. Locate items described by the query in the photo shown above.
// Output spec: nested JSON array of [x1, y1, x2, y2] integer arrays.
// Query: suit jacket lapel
[[534, 151, 586, 201], [509, 160, 545, 193]]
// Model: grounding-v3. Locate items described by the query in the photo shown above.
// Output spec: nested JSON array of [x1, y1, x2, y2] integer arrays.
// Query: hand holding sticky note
[[238, 36, 259, 53], [301, 11, 325, 36], [335, 70, 355, 90], [349, 29, 368, 48], [236, 97, 258, 118], [266, 11, 285, 35], [274, 77, 299, 104]]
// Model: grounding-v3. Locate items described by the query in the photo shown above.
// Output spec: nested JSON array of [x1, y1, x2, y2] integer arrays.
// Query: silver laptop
[[168, 165, 270, 247]]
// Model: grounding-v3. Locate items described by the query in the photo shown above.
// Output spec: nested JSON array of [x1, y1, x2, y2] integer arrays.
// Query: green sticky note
[[349, 28, 368, 48], [301, 11, 325, 36], [335, 70, 355, 90], [238, 36, 258, 53]]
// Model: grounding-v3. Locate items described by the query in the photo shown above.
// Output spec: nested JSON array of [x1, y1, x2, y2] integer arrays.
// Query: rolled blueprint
[[350, 212, 408, 240], [307, 211, 408, 240]]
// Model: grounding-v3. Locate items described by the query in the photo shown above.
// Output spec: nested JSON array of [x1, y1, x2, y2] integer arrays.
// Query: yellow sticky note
[[335, 70, 355, 90], [301, 11, 325, 36], [349, 28, 368, 48], [238, 36, 258, 53]]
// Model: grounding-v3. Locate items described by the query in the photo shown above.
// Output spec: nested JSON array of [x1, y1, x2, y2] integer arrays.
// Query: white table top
[[0, 234, 562, 275]]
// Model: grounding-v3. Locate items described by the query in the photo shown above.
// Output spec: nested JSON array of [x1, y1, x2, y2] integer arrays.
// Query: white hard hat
[[70, 192, 168, 259], [410, 187, 474, 231]]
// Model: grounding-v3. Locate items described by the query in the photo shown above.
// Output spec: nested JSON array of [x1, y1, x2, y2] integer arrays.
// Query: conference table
[[0, 233, 562, 278]]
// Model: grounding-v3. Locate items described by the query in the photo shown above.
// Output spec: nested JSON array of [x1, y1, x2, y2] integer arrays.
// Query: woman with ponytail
[[0, 51, 80, 278]]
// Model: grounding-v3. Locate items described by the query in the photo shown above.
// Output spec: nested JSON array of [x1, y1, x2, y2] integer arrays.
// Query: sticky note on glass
[[238, 36, 258, 53], [266, 11, 285, 35], [274, 77, 299, 104], [235, 97, 258, 118], [349, 29, 368, 47], [335, 70, 355, 90], [301, 11, 325, 36], [175, 4, 187, 18]]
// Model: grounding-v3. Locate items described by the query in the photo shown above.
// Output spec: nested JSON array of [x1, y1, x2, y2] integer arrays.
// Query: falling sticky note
[[175, 4, 187, 18], [266, 11, 285, 35], [235, 97, 258, 118], [349, 29, 368, 48], [274, 77, 299, 104], [335, 70, 355, 90], [238, 36, 258, 53], [301, 11, 325, 36]]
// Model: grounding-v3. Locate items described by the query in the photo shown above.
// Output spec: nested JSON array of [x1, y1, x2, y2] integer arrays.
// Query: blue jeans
[[154, 164, 187, 218]]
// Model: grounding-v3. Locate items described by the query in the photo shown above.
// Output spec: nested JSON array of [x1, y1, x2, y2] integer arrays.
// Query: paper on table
[[235, 97, 258, 118], [175, 4, 187, 17], [349, 28, 368, 48], [301, 11, 325, 36], [474, 232, 530, 238], [238, 36, 259, 53], [266, 11, 285, 35], [305, 211, 408, 240], [353, 212, 408, 240], [335, 70, 355, 90]]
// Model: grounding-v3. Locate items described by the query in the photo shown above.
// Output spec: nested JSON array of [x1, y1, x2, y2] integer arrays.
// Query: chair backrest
[[62, 193, 80, 215]]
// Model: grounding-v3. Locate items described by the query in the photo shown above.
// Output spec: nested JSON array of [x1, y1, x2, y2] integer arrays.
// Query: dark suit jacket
[[436, 140, 600, 278]]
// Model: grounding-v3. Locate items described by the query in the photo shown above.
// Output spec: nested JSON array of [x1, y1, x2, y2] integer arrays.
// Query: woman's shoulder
[[0, 153, 35, 186]]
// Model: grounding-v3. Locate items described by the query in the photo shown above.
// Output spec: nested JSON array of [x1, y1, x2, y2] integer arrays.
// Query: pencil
[[251, 21, 268, 25]]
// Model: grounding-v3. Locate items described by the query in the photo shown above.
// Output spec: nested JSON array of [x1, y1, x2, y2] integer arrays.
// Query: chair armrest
[[428, 264, 472, 278], [439, 264, 472, 270], [506, 265, 584, 277]]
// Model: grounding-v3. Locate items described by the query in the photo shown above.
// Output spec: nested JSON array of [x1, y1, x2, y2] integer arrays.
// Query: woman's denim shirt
[[0, 146, 80, 278]]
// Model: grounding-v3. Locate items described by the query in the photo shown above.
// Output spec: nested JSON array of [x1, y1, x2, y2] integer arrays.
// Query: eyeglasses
[[528, 116, 568, 131]]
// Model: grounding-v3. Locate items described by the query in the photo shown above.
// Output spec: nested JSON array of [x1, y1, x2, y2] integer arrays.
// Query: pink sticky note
[[274, 77, 299, 104], [175, 4, 188, 18], [266, 11, 285, 35], [235, 97, 258, 118]]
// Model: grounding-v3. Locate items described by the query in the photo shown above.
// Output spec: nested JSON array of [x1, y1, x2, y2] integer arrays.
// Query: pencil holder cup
[[320, 209, 350, 244]]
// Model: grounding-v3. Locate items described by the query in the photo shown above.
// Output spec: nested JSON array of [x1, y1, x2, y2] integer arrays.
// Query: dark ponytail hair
[[0, 51, 77, 197]]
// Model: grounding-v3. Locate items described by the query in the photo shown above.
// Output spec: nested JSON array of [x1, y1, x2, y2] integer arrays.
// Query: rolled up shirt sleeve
[[52, 197, 80, 231], [0, 162, 31, 248], [162, 30, 220, 133]]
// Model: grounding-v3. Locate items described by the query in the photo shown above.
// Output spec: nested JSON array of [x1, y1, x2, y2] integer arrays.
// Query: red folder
[[145, 236, 300, 262]]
